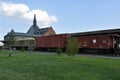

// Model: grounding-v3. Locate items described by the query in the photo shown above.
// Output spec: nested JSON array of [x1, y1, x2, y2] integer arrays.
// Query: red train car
[[35, 34, 71, 50], [74, 34, 120, 53], [72, 29, 120, 52]]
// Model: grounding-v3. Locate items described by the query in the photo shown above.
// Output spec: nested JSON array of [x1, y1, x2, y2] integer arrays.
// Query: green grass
[[0, 50, 120, 80]]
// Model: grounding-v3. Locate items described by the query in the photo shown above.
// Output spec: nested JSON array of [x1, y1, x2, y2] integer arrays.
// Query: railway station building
[[4, 14, 56, 49]]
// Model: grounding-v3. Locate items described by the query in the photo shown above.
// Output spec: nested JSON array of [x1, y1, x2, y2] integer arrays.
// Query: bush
[[66, 38, 80, 57], [56, 47, 62, 55], [21, 47, 25, 52]]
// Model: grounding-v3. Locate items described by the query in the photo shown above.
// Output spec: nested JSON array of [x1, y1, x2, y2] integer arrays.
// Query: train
[[35, 33, 120, 54], [6, 28, 120, 55], [35, 29, 120, 54]]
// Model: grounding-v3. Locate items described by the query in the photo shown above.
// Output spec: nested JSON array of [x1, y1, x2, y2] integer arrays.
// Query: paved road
[[77, 53, 120, 59], [31, 51, 120, 59]]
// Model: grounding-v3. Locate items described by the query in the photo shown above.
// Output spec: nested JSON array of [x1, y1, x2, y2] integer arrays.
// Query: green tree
[[66, 38, 80, 57], [56, 47, 62, 55], [7, 33, 15, 48], [7, 33, 16, 57]]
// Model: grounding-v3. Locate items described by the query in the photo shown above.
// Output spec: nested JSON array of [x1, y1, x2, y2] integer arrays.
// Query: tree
[[7, 33, 16, 57], [66, 38, 80, 57], [7, 33, 15, 47]]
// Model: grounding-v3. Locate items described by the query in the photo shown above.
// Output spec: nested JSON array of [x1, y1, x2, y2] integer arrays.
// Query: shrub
[[21, 47, 25, 52], [66, 38, 80, 57], [56, 47, 62, 55]]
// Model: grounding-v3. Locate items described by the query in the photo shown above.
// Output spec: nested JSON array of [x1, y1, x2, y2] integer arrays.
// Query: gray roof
[[27, 25, 39, 35], [4, 14, 51, 38], [72, 28, 120, 36], [34, 27, 50, 35], [5, 27, 50, 37], [26, 14, 50, 36], [27, 14, 39, 35]]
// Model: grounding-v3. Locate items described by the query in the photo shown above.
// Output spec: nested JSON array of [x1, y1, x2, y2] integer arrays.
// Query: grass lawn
[[0, 50, 120, 80]]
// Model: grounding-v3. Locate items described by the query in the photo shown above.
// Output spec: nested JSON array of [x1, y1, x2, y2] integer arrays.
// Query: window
[[93, 39, 96, 44], [36, 32, 39, 34], [40, 32, 43, 34]]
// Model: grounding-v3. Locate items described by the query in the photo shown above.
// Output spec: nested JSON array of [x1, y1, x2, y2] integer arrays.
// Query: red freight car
[[35, 34, 71, 50], [75, 34, 120, 52]]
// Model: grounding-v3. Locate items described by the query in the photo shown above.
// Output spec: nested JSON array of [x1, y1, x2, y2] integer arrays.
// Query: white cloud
[[23, 9, 57, 26], [0, 1, 57, 26], [0, 1, 29, 16]]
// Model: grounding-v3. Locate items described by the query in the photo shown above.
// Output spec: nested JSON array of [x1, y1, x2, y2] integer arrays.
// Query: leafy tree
[[7, 33, 15, 48], [66, 38, 80, 57], [56, 47, 62, 55], [7, 33, 16, 57]]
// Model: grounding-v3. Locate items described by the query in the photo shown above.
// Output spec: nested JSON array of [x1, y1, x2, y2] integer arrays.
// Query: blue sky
[[0, 0, 120, 40]]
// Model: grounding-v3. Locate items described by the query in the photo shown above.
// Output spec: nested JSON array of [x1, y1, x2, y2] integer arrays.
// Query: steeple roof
[[33, 14, 37, 26], [27, 14, 39, 35], [10, 29, 15, 34]]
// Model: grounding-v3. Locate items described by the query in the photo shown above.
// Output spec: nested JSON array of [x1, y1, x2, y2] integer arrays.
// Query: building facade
[[4, 14, 56, 49]]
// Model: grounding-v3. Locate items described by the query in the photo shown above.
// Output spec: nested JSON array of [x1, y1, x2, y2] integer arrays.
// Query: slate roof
[[5, 27, 51, 37], [34, 27, 50, 35], [26, 14, 50, 36], [27, 25, 39, 35], [27, 26, 50, 36]]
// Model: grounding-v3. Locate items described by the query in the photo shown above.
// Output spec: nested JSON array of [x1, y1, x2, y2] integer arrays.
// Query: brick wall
[[44, 27, 56, 36]]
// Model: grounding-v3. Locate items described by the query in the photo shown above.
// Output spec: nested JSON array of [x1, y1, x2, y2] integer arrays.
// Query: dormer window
[[40, 32, 43, 34], [36, 32, 39, 34]]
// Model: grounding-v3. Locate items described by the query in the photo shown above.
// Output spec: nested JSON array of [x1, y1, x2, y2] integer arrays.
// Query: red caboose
[[35, 34, 71, 50], [72, 30, 120, 53], [76, 34, 120, 50], [35, 28, 120, 54]]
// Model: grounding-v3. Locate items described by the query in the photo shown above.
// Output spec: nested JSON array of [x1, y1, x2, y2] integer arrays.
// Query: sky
[[1, 0, 120, 40]]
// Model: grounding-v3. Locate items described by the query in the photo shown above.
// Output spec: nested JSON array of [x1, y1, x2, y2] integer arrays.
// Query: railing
[[27, 44, 36, 51]]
